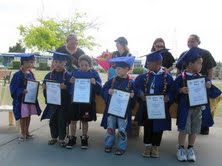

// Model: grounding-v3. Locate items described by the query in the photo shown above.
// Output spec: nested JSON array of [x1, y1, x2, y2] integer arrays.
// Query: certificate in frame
[[107, 89, 130, 118], [23, 79, 39, 104], [146, 94, 166, 119], [46, 80, 61, 106], [187, 76, 208, 107], [72, 78, 92, 104]]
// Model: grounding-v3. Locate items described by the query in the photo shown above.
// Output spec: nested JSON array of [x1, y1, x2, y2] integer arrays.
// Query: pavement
[[0, 112, 222, 166]]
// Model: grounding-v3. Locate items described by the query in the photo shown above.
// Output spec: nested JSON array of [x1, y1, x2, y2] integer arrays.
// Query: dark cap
[[176, 47, 201, 66], [15, 53, 37, 62], [48, 51, 71, 61], [144, 48, 169, 68], [114, 37, 128, 46], [109, 56, 135, 68]]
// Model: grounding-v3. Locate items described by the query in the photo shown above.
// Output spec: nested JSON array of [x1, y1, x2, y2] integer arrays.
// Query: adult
[[108, 37, 132, 80], [56, 33, 85, 72], [176, 34, 217, 135], [151, 38, 175, 72]]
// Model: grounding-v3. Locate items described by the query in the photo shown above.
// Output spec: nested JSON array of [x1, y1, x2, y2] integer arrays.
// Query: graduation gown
[[69, 69, 102, 121], [10, 70, 42, 120], [174, 73, 221, 130], [100, 76, 135, 130], [134, 71, 174, 132], [41, 70, 71, 120]]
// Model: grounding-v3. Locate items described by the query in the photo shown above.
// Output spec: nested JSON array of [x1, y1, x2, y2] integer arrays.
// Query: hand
[[164, 95, 169, 102], [23, 89, 28, 94], [108, 89, 114, 95], [166, 67, 174, 73], [180, 87, 188, 94], [42, 84, 46, 90], [140, 93, 146, 101], [60, 83, 66, 89], [130, 90, 134, 98], [91, 78, 96, 85], [70, 77, 75, 83], [206, 81, 212, 89]]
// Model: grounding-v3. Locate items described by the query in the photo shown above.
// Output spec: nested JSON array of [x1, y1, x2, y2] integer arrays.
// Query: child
[[175, 47, 221, 162], [10, 53, 42, 141], [41, 51, 71, 147], [66, 55, 102, 149], [101, 56, 135, 156], [134, 49, 174, 158]]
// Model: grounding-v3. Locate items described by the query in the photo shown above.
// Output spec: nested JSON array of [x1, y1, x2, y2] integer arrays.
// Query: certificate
[[187, 77, 208, 107], [146, 95, 166, 119], [108, 89, 130, 118], [23, 79, 39, 104], [73, 78, 91, 103], [46, 81, 61, 106]]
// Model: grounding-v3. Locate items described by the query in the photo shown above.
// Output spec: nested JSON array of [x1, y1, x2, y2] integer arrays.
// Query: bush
[[12, 60, 20, 69], [133, 67, 144, 74], [38, 62, 49, 70]]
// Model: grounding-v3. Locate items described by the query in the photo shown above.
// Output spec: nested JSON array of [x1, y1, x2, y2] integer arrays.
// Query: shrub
[[12, 60, 20, 69], [133, 67, 144, 74], [38, 62, 49, 70]]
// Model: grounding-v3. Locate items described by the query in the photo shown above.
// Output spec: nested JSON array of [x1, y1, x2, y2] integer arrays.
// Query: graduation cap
[[144, 49, 169, 68], [176, 47, 201, 66], [114, 37, 128, 45], [15, 53, 37, 62], [109, 56, 135, 68], [48, 51, 70, 61]]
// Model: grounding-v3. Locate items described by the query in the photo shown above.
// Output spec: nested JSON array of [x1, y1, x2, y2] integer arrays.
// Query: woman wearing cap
[[56, 33, 85, 72], [151, 38, 175, 73], [108, 37, 132, 80], [176, 34, 217, 135]]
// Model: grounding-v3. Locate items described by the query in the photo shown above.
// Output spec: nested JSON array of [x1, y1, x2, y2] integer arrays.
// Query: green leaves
[[18, 12, 99, 52]]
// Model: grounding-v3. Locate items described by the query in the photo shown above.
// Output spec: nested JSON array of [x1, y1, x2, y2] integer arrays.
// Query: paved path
[[0, 112, 222, 166]]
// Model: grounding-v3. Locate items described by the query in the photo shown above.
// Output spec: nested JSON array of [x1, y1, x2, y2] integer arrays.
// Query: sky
[[0, 0, 222, 61]]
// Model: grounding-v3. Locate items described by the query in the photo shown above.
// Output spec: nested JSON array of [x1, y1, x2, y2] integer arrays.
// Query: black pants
[[143, 120, 163, 146], [49, 106, 66, 140]]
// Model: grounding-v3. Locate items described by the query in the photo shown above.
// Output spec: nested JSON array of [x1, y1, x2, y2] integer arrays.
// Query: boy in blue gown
[[101, 56, 135, 155], [41, 51, 71, 147], [134, 49, 174, 158], [175, 47, 221, 162], [10, 53, 42, 140]]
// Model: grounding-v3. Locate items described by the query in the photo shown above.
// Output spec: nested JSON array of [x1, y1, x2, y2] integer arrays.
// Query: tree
[[8, 42, 26, 52], [18, 12, 99, 52]]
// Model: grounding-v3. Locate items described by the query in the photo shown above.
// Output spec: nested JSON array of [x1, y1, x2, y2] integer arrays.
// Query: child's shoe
[[66, 136, 77, 149], [177, 147, 187, 162], [80, 135, 89, 149], [151, 146, 160, 158], [142, 146, 152, 158], [187, 147, 196, 162], [59, 140, 66, 147], [48, 139, 57, 145]]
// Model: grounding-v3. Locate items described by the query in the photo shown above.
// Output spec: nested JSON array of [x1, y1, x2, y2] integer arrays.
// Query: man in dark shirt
[[56, 34, 85, 72], [176, 34, 217, 135]]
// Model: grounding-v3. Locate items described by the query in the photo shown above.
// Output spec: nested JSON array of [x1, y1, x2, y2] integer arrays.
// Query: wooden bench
[[0, 84, 18, 127], [0, 70, 12, 86]]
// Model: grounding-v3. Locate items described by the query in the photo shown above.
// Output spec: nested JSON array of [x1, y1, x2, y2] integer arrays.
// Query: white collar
[[150, 68, 164, 75], [185, 72, 200, 76]]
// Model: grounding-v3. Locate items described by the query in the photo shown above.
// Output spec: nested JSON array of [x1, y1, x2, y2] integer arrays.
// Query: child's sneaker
[[80, 135, 89, 149], [66, 136, 77, 149], [151, 146, 160, 158], [177, 147, 187, 162], [187, 148, 196, 162], [59, 140, 66, 147], [142, 146, 152, 158]]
